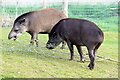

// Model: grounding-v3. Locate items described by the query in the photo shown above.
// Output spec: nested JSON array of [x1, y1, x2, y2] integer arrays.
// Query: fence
[[0, 0, 118, 32]]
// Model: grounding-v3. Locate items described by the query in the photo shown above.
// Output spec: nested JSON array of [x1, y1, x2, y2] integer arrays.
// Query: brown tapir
[[46, 18, 104, 70], [8, 8, 67, 48]]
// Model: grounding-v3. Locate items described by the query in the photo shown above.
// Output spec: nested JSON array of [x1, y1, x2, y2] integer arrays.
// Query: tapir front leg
[[67, 41, 74, 61], [60, 41, 66, 49], [29, 33, 39, 47]]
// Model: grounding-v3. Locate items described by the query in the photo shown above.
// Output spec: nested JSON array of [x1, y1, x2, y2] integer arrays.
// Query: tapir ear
[[19, 18, 26, 24], [20, 18, 28, 25]]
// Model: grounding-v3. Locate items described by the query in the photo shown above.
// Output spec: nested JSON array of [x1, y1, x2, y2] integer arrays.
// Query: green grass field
[[0, 28, 118, 78]]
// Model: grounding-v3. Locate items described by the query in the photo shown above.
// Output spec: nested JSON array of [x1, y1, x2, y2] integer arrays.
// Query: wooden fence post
[[43, 0, 46, 8], [16, 0, 18, 18], [63, 0, 68, 17]]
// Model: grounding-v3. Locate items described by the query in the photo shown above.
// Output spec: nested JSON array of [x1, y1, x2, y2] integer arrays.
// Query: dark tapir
[[46, 18, 104, 70], [8, 8, 67, 48]]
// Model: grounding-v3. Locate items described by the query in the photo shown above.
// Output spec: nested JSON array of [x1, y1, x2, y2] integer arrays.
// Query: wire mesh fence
[[0, 0, 118, 32]]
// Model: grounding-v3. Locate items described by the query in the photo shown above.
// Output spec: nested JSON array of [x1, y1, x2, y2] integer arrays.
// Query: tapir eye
[[14, 30, 19, 32]]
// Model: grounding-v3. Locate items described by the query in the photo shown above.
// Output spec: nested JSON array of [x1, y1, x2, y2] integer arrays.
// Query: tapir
[[46, 18, 104, 70], [8, 8, 67, 48]]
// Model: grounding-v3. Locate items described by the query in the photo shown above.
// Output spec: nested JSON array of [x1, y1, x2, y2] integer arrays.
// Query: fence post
[[16, 1, 18, 18], [63, 0, 68, 17], [43, 0, 46, 8], [78, 0, 80, 5]]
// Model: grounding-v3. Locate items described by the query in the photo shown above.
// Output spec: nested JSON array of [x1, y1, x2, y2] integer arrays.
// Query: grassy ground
[[0, 28, 118, 78]]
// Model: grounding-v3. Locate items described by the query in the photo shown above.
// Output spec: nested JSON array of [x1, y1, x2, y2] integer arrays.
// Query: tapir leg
[[87, 42, 102, 70], [29, 33, 34, 46], [87, 48, 95, 70], [93, 42, 102, 56], [29, 33, 39, 47], [60, 41, 66, 49], [35, 35, 39, 47], [76, 46, 85, 63], [67, 41, 74, 60]]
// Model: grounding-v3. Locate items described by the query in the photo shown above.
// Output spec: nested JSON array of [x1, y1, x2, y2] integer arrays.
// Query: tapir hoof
[[77, 59, 85, 63], [88, 64, 94, 70], [69, 59, 73, 61], [60, 46, 65, 49], [35, 45, 39, 48]]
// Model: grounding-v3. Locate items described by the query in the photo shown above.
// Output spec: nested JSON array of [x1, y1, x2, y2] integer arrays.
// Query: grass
[[0, 28, 118, 78]]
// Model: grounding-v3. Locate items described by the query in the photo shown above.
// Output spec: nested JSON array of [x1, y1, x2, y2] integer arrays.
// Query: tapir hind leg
[[87, 48, 95, 70]]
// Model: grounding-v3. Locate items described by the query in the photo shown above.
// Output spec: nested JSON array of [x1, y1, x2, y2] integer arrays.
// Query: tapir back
[[27, 8, 67, 33], [51, 18, 104, 47]]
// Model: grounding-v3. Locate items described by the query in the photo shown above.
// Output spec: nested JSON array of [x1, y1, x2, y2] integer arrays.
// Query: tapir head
[[46, 31, 63, 49], [8, 18, 29, 40]]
